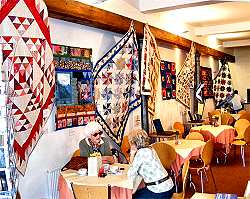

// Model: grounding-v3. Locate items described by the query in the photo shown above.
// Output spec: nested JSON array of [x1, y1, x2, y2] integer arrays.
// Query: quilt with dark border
[[0, 0, 55, 175], [141, 24, 161, 117], [93, 24, 141, 144], [200, 66, 213, 98], [160, 61, 176, 100], [176, 43, 196, 108], [213, 62, 233, 106]]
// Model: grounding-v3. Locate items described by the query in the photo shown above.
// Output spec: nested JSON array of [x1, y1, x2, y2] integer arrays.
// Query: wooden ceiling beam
[[44, 0, 235, 62]]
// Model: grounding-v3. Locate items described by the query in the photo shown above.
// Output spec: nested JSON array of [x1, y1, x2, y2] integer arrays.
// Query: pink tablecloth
[[164, 140, 205, 175], [171, 146, 203, 175], [58, 174, 133, 199], [191, 126, 236, 152]]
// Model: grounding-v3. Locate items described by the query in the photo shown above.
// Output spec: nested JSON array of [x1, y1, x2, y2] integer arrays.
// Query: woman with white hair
[[79, 121, 115, 164], [127, 129, 174, 199]]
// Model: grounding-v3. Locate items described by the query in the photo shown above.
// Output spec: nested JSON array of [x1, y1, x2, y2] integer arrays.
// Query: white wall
[[230, 47, 250, 100], [18, 18, 140, 199]]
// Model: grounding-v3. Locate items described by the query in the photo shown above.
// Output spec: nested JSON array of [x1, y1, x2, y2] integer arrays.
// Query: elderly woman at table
[[79, 121, 115, 164], [127, 129, 174, 199]]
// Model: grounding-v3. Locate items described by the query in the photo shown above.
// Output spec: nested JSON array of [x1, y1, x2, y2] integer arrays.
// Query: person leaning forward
[[79, 121, 115, 164]]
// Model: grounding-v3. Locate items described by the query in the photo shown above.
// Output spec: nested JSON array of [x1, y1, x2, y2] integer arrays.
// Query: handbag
[[61, 156, 88, 171]]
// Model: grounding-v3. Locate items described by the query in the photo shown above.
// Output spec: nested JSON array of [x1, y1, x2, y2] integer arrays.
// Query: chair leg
[[200, 170, 204, 193], [241, 145, 245, 167], [210, 167, 217, 192], [189, 173, 196, 192]]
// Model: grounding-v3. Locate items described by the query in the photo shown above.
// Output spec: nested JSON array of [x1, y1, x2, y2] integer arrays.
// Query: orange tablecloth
[[58, 163, 134, 199], [191, 125, 236, 152], [163, 139, 205, 175]]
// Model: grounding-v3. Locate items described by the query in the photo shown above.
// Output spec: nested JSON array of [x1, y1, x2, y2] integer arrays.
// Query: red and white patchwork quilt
[[0, 0, 54, 174]]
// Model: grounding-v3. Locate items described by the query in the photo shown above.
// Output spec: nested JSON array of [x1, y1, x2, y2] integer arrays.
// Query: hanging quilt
[[176, 42, 196, 108], [200, 66, 213, 98], [160, 60, 176, 100], [53, 44, 95, 130], [141, 24, 161, 117], [213, 61, 233, 106], [93, 23, 141, 144], [0, 0, 55, 175]]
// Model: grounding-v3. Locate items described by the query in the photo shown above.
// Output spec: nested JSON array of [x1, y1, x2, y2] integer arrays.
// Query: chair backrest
[[234, 119, 250, 139], [173, 122, 185, 138], [120, 135, 130, 162], [201, 140, 214, 166], [72, 149, 80, 157], [181, 160, 190, 199], [71, 183, 111, 199], [244, 125, 250, 143], [239, 113, 250, 122], [185, 132, 204, 141], [238, 110, 247, 115], [221, 113, 234, 125], [153, 119, 165, 134], [151, 142, 176, 170]]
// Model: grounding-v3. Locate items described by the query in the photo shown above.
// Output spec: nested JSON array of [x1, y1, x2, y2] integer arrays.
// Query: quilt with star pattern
[[93, 24, 141, 144]]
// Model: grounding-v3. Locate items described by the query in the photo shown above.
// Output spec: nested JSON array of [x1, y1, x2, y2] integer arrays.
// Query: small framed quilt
[[160, 60, 176, 100]]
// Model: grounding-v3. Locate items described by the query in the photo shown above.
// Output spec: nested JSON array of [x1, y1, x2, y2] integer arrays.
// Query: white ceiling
[[124, 0, 250, 48]]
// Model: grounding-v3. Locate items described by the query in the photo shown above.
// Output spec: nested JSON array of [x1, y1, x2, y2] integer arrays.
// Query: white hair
[[84, 121, 102, 138]]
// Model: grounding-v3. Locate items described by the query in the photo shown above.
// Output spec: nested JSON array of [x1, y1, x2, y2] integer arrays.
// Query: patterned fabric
[[141, 24, 161, 116], [213, 61, 233, 106], [176, 43, 196, 108], [93, 24, 141, 144], [160, 61, 176, 100], [56, 105, 95, 129], [200, 66, 213, 98], [196, 83, 204, 103], [53, 44, 95, 130], [127, 148, 174, 193], [52, 44, 92, 71], [0, 0, 55, 174]]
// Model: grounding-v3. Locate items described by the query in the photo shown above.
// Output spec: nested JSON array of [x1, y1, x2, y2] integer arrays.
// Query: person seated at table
[[127, 129, 174, 199], [230, 90, 245, 113], [79, 121, 115, 164]]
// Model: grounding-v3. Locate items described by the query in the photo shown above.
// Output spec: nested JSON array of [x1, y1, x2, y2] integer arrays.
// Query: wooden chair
[[234, 119, 250, 140], [71, 183, 111, 199], [173, 122, 185, 139], [239, 113, 250, 122], [186, 132, 204, 141], [120, 135, 130, 162], [189, 140, 217, 193], [221, 113, 234, 126], [231, 125, 250, 167], [172, 161, 190, 199], [151, 142, 177, 191], [72, 149, 80, 157], [238, 110, 247, 115]]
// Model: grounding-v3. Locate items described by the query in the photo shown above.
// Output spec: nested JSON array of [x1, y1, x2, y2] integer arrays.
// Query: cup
[[110, 165, 119, 173], [78, 168, 87, 176], [103, 164, 110, 173]]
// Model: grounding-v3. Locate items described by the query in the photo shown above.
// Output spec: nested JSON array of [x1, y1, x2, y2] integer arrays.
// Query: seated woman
[[79, 121, 115, 164], [127, 129, 174, 199]]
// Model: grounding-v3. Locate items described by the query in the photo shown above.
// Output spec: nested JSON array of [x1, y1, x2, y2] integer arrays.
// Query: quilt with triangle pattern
[[0, 0, 55, 174], [141, 24, 161, 117], [93, 24, 141, 144], [176, 43, 196, 108]]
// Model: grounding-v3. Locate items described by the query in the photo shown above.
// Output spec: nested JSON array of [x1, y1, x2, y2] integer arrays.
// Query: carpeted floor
[[184, 145, 250, 198]]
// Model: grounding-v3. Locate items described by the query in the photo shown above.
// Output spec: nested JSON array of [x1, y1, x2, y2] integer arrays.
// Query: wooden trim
[[44, 0, 235, 62]]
